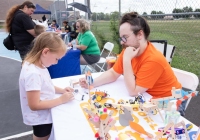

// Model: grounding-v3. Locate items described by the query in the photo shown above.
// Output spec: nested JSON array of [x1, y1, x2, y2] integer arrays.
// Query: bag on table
[[3, 34, 15, 50]]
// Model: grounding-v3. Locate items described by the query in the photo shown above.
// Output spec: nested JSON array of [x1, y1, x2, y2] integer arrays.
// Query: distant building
[[164, 16, 174, 20]]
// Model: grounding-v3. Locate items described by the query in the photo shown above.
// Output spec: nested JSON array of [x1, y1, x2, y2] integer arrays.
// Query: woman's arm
[[27, 29, 36, 37], [76, 45, 87, 50]]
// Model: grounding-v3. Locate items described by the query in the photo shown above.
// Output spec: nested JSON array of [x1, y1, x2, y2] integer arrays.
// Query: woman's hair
[[5, 1, 36, 32], [73, 22, 76, 30], [24, 32, 67, 64], [76, 19, 90, 33], [120, 12, 150, 39], [63, 20, 68, 24]]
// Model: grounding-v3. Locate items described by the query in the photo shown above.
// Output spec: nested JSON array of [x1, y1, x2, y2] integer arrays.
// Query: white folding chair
[[94, 42, 114, 72], [82, 42, 114, 73], [166, 44, 176, 64], [150, 40, 176, 64], [172, 67, 199, 110]]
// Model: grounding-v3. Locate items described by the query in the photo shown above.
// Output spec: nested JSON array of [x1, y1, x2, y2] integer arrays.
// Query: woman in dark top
[[5, 1, 36, 60], [70, 22, 79, 41]]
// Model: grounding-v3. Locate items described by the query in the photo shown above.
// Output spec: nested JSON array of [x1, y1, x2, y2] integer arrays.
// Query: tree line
[[90, 6, 200, 21]]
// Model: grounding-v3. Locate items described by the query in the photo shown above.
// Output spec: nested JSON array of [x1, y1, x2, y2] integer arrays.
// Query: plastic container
[[165, 100, 180, 124], [72, 40, 77, 50]]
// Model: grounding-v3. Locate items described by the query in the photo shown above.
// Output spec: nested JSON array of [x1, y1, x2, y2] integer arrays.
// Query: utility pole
[[87, 0, 91, 19], [119, 0, 121, 19], [73, 0, 76, 20]]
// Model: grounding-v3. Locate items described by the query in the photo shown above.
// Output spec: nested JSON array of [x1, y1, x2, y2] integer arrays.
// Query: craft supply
[[71, 39, 77, 50], [129, 121, 153, 138], [165, 100, 180, 124], [186, 123, 193, 131]]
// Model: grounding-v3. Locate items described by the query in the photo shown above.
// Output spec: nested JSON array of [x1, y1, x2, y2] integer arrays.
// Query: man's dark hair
[[120, 12, 150, 39]]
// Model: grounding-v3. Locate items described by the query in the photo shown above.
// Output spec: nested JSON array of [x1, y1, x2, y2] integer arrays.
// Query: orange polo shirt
[[113, 42, 181, 98]]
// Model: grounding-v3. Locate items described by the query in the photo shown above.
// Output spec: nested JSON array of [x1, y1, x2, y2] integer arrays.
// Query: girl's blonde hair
[[76, 19, 90, 33], [24, 32, 66, 64]]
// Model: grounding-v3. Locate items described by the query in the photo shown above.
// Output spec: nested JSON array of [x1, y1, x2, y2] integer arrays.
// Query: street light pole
[[73, 0, 76, 20], [93, 4, 97, 21], [119, 0, 121, 19], [104, 7, 107, 13]]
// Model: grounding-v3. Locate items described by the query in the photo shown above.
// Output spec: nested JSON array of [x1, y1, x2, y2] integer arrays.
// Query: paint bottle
[[165, 100, 180, 125]]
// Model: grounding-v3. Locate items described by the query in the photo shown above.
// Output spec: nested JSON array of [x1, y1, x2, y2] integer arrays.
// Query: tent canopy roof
[[34, 4, 51, 14]]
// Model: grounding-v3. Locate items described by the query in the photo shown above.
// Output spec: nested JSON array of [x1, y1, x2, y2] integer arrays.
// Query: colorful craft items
[[186, 123, 193, 131], [94, 90, 109, 102], [94, 102, 102, 109], [129, 121, 153, 138], [85, 71, 94, 86], [158, 127, 185, 135], [93, 116, 100, 122]]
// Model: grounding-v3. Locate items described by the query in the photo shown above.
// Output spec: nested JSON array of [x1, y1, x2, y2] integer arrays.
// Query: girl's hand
[[79, 78, 88, 89], [64, 87, 74, 92], [59, 92, 74, 104]]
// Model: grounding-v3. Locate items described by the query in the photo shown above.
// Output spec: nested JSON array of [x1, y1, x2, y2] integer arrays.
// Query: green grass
[[91, 20, 200, 75]]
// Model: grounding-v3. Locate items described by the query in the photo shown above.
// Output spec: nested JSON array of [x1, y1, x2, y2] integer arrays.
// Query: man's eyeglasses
[[118, 36, 128, 43], [119, 30, 141, 43], [76, 26, 80, 29]]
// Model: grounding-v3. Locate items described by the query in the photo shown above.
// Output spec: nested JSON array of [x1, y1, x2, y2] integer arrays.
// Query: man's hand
[[123, 46, 140, 61]]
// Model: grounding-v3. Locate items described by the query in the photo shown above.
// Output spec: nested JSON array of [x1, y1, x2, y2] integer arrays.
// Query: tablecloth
[[50, 73, 198, 140], [48, 49, 81, 79]]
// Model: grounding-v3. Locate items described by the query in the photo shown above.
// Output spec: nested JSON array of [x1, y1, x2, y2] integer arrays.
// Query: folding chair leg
[[100, 63, 106, 72], [82, 65, 87, 74]]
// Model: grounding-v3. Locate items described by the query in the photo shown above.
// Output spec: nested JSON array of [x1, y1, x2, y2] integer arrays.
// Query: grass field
[[91, 20, 200, 75]]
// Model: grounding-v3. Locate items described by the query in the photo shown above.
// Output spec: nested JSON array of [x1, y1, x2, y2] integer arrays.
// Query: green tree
[[151, 11, 157, 19], [151, 10, 157, 14], [183, 6, 193, 18], [142, 12, 147, 15], [172, 8, 183, 18], [104, 13, 110, 21], [91, 13, 97, 21], [194, 9, 200, 18], [109, 12, 121, 53]]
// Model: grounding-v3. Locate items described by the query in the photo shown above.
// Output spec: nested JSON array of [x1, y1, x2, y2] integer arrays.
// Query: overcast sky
[[66, 0, 200, 15]]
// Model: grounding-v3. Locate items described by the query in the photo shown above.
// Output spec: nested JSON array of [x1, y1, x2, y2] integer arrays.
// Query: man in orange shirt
[[80, 12, 186, 115]]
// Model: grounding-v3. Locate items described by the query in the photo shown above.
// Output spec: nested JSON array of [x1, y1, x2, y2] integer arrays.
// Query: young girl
[[19, 32, 74, 140]]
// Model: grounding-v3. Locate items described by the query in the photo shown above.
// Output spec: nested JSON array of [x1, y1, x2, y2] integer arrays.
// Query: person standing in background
[[42, 15, 46, 22], [62, 20, 71, 41], [70, 22, 79, 41], [5, 1, 36, 60], [50, 20, 59, 29]]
